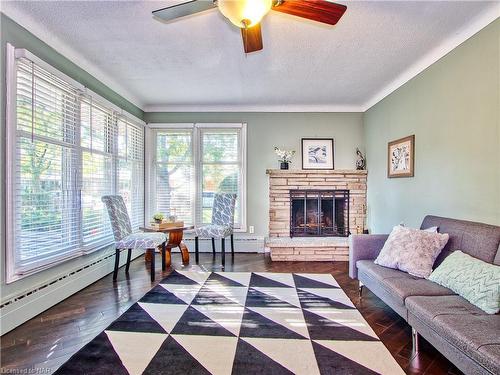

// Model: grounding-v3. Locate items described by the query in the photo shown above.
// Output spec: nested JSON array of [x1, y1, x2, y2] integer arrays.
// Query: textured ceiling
[[2, 1, 498, 111]]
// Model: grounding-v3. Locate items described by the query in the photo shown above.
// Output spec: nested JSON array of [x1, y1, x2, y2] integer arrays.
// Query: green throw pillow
[[428, 251, 500, 314]]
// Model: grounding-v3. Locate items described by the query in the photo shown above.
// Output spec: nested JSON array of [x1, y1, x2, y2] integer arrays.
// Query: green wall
[[364, 19, 500, 233], [1, 9, 498, 331], [0, 14, 143, 301], [0, 10, 364, 310], [145, 112, 364, 237], [0, 14, 144, 119]]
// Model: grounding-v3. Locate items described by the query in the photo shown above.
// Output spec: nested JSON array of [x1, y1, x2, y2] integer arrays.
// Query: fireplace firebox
[[290, 190, 350, 237]]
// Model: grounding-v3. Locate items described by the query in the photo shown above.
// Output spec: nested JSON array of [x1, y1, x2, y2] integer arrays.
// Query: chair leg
[[195, 236, 199, 263], [211, 238, 216, 256], [161, 242, 166, 271], [230, 234, 234, 256], [113, 249, 120, 281], [150, 249, 155, 282], [125, 249, 132, 273], [221, 238, 225, 269]]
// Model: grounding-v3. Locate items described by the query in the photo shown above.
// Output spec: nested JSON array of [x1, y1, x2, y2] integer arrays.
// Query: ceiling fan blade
[[152, 0, 216, 23], [241, 24, 263, 53], [272, 0, 347, 25]]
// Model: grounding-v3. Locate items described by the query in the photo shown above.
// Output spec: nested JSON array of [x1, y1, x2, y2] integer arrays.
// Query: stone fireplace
[[266, 169, 367, 261]]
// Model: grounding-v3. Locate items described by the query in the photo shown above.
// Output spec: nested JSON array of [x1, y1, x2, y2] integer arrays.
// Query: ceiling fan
[[152, 0, 347, 53]]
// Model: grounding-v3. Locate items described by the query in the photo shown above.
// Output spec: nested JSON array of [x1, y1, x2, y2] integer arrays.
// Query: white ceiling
[[2, 1, 499, 111]]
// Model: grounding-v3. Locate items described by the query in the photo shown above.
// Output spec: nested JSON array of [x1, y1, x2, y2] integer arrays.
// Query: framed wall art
[[387, 135, 415, 178], [301, 138, 334, 170]]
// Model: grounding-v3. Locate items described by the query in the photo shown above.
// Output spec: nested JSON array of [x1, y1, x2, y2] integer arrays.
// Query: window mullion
[[112, 111, 118, 196], [66, 92, 82, 254], [194, 127, 201, 227]]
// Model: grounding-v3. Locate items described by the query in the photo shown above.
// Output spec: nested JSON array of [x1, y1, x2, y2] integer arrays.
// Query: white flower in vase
[[274, 147, 296, 169]]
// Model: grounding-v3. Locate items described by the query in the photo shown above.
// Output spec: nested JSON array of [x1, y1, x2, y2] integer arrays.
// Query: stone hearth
[[266, 169, 367, 261]]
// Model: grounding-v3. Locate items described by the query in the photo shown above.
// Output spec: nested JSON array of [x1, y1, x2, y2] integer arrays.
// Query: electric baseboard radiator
[[0, 249, 143, 335], [0, 237, 264, 335]]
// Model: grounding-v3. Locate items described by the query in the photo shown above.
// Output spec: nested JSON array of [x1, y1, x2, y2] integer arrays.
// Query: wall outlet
[[249, 225, 255, 234]]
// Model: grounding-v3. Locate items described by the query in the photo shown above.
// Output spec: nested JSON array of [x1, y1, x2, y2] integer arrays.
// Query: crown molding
[[3, 3, 498, 115], [145, 6, 499, 115], [1, 9, 144, 110], [362, 5, 500, 111], [143, 104, 364, 113]]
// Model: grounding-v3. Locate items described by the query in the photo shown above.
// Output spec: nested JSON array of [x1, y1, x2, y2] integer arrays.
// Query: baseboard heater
[[181, 237, 264, 253], [0, 237, 265, 334], [0, 248, 143, 335]]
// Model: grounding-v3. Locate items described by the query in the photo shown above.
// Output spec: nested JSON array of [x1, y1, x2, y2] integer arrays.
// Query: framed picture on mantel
[[301, 138, 334, 170], [388, 135, 415, 178]]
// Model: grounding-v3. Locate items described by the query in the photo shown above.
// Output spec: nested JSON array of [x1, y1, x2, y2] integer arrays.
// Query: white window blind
[[154, 130, 195, 225], [6, 47, 145, 281], [199, 128, 242, 227], [80, 99, 116, 248], [117, 117, 145, 231], [150, 124, 246, 230], [14, 57, 82, 271]]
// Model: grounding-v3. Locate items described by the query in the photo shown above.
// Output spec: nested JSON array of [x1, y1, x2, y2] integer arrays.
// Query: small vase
[[280, 162, 289, 170]]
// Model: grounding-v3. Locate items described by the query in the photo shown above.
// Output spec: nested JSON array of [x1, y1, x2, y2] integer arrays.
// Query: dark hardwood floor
[[0, 253, 462, 374]]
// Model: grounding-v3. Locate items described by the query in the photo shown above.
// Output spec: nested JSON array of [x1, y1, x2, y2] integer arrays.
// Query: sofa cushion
[[406, 294, 481, 321], [381, 276, 455, 302], [357, 260, 406, 281], [420, 215, 500, 266], [357, 260, 455, 307], [374, 225, 449, 278], [406, 295, 500, 373], [478, 345, 500, 375]]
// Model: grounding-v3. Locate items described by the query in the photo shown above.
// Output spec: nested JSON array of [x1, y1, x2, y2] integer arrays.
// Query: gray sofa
[[349, 215, 500, 375]]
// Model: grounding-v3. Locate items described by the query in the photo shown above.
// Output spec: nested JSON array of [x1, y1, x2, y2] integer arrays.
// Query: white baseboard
[[175, 237, 265, 253], [0, 249, 143, 335]]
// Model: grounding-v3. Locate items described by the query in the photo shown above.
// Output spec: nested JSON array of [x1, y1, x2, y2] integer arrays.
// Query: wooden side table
[[140, 225, 193, 268]]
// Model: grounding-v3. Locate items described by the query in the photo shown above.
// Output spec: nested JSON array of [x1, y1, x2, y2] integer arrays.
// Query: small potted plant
[[153, 213, 164, 224], [274, 147, 296, 170]]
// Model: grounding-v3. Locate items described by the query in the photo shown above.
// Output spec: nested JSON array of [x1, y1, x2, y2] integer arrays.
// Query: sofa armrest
[[349, 234, 389, 279]]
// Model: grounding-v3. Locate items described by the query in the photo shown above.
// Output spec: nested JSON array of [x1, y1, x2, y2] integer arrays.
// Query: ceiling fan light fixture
[[218, 0, 273, 28]]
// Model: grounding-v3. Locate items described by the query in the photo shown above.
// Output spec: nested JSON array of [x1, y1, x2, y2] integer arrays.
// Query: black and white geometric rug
[[55, 271, 404, 375]]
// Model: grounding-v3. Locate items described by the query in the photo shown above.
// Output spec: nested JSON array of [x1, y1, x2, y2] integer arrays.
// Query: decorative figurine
[[356, 147, 366, 170]]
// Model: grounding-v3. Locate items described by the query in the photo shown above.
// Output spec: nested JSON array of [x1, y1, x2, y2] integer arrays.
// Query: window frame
[[149, 126, 196, 227], [5, 44, 146, 283], [146, 123, 247, 232]]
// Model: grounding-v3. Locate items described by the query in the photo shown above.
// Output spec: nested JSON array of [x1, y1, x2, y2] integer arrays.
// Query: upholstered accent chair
[[194, 193, 237, 267], [102, 195, 167, 282]]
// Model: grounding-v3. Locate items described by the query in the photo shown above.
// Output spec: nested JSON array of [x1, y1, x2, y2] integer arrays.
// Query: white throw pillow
[[399, 223, 438, 233], [374, 225, 449, 278]]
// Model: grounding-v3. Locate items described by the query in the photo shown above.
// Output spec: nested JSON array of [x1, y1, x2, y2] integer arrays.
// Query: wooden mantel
[[266, 169, 368, 175]]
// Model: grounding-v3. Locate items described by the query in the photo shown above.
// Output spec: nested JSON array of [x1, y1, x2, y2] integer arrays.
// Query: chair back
[[101, 195, 132, 241], [212, 193, 237, 228]]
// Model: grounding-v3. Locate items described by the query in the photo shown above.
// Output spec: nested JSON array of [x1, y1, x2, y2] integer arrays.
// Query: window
[[117, 118, 145, 231], [154, 130, 194, 225], [199, 129, 241, 225], [5, 45, 145, 282], [149, 124, 246, 230], [80, 99, 116, 248]]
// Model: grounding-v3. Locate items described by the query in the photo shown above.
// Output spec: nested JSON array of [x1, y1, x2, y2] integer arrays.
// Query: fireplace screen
[[290, 190, 349, 237]]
